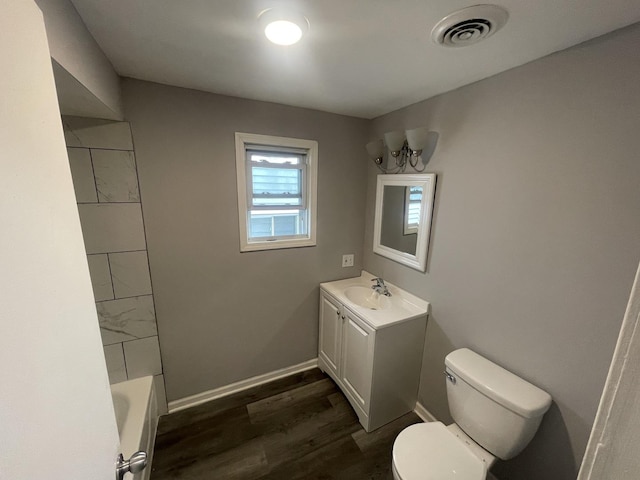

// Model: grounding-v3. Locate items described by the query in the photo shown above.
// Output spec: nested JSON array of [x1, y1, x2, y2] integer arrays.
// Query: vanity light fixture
[[366, 127, 435, 173], [259, 8, 309, 46]]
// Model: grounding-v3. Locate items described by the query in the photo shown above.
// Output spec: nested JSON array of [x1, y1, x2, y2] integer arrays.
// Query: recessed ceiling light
[[259, 9, 309, 46], [265, 20, 302, 45]]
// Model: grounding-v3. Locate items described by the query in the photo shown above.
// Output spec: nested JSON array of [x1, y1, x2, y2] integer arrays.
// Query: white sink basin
[[321, 271, 430, 329], [344, 286, 391, 310]]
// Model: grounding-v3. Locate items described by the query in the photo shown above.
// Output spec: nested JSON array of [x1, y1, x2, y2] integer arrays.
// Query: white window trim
[[235, 132, 318, 252], [403, 186, 420, 235]]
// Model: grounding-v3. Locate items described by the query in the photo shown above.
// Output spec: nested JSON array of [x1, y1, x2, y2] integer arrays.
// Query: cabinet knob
[[341, 315, 345, 320], [336, 310, 340, 316]]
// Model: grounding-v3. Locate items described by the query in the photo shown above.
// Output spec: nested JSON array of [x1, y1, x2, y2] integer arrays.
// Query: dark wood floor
[[151, 368, 421, 480]]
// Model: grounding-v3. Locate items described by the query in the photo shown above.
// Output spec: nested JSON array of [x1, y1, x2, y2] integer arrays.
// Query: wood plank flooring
[[151, 369, 421, 480]]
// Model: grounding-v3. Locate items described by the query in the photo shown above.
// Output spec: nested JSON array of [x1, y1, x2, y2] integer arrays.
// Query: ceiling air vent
[[431, 5, 508, 47]]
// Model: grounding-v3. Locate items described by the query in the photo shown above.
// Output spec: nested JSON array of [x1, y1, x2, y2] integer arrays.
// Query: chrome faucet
[[371, 277, 391, 297]]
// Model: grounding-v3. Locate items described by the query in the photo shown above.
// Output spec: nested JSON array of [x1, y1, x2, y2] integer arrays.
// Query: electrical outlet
[[342, 254, 354, 268]]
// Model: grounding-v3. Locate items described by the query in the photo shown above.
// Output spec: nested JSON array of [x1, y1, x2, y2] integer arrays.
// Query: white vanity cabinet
[[320, 294, 375, 413], [340, 308, 375, 414], [318, 274, 429, 432], [318, 293, 343, 378]]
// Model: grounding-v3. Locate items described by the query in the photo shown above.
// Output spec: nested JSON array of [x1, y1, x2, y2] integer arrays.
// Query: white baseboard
[[414, 401, 438, 422], [168, 358, 319, 413]]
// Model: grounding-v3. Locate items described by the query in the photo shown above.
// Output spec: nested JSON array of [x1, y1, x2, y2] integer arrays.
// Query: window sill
[[240, 237, 316, 252]]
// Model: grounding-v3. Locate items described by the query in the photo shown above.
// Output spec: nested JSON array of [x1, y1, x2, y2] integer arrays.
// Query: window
[[403, 185, 423, 235], [235, 132, 318, 251]]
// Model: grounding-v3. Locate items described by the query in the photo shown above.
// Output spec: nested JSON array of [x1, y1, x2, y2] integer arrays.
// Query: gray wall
[[35, 0, 123, 119], [121, 79, 369, 402], [364, 24, 640, 480]]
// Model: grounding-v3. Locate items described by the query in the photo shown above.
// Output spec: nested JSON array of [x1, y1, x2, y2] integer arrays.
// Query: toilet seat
[[392, 422, 487, 480]]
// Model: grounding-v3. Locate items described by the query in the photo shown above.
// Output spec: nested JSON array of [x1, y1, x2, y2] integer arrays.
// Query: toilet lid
[[392, 422, 486, 480]]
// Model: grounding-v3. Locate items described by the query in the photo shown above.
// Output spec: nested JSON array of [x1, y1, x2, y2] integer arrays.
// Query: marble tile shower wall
[[63, 117, 167, 412]]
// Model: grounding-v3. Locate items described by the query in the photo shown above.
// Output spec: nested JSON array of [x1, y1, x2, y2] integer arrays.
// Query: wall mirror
[[373, 174, 436, 272]]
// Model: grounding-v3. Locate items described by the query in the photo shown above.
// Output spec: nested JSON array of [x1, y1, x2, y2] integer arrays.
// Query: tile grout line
[[105, 334, 159, 346], [87, 248, 148, 255], [120, 342, 129, 380], [95, 292, 154, 304], [66, 146, 134, 153], [76, 201, 143, 205], [88, 148, 101, 203], [105, 253, 117, 301]]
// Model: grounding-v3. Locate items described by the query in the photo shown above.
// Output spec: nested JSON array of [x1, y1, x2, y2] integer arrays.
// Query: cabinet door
[[319, 292, 342, 378], [341, 310, 375, 410]]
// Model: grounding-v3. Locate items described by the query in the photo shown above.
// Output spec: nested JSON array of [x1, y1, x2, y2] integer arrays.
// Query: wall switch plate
[[342, 254, 354, 268]]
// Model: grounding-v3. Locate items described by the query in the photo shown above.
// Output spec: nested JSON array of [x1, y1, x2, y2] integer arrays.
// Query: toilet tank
[[445, 348, 552, 460]]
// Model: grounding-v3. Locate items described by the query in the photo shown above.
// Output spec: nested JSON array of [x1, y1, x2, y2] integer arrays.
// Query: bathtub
[[111, 376, 159, 480]]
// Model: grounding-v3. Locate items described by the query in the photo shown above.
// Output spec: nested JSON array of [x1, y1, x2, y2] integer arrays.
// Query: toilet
[[392, 348, 552, 480]]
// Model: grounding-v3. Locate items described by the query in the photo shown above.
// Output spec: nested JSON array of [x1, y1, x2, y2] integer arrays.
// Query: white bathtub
[[111, 376, 159, 480]]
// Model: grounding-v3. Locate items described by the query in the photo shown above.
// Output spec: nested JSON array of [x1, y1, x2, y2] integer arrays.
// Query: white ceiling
[[69, 0, 640, 119]]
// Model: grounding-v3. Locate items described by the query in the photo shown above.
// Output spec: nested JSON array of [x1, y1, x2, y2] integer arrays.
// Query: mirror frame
[[373, 173, 436, 272]]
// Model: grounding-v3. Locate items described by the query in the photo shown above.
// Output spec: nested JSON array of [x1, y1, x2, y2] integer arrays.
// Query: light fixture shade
[[259, 9, 309, 46], [365, 139, 384, 159], [384, 131, 406, 152], [406, 127, 430, 151]]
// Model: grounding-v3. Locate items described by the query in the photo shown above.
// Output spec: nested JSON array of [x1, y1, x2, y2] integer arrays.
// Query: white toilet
[[392, 348, 552, 480]]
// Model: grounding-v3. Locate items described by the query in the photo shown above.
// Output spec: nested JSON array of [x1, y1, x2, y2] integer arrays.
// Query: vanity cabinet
[[318, 284, 428, 432], [318, 293, 342, 378], [341, 310, 375, 414]]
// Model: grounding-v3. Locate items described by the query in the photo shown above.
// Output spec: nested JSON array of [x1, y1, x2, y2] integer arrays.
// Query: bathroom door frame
[[578, 261, 640, 478], [0, 2, 120, 479]]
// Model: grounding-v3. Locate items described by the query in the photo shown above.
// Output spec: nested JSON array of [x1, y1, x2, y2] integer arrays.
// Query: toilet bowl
[[392, 422, 489, 480], [391, 348, 552, 480]]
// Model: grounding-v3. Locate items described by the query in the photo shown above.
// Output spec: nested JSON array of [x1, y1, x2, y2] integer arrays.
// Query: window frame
[[235, 132, 318, 252], [403, 185, 421, 235]]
